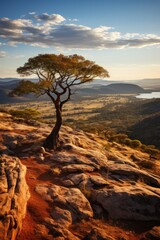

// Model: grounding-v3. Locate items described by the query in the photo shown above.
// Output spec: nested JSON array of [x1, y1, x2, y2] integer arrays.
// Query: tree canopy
[[11, 54, 109, 149], [14, 54, 109, 105]]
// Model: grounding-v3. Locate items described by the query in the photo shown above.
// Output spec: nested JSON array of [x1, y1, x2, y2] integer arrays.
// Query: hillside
[[0, 112, 160, 240], [103, 83, 144, 94], [130, 113, 160, 147], [0, 80, 48, 104], [0, 79, 146, 104], [77, 83, 145, 96], [81, 98, 160, 149]]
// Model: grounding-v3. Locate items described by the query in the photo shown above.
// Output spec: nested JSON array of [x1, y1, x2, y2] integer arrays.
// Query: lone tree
[[11, 54, 109, 149]]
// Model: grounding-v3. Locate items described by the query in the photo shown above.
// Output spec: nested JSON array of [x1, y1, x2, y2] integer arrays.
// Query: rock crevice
[[0, 155, 30, 240]]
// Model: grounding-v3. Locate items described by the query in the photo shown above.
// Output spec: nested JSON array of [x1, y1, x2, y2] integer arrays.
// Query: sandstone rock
[[35, 184, 93, 221], [65, 173, 108, 189], [34, 224, 53, 240], [144, 226, 160, 240], [108, 152, 138, 168], [83, 228, 116, 240], [61, 164, 95, 173], [0, 155, 30, 240], [108, 163, 160, 187], [45, 218, 80, 240], [50, 152, 98, 169], [37, 153, 45, 161], [2, 133, 26, 150], [92, 184, 160, 221], [51, 206, 72, 227]]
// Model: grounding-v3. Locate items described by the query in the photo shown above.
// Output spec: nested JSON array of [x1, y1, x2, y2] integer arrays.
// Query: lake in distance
[[136, 92, 160, 99]]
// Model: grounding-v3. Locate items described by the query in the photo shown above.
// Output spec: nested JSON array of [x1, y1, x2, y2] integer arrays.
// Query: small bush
[[110, 133, 128, 144], [10, 108, 40, 121], [124, 138, 142, 148], [124, 138, 132, 146], [130, 139, 142, 148], [141, 144, 160, 157]]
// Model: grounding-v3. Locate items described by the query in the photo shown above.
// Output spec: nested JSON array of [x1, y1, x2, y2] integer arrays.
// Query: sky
[[0, 0, 160, 80]]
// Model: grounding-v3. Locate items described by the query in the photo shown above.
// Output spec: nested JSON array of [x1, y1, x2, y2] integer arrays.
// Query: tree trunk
[[43, 104, 62, 150]]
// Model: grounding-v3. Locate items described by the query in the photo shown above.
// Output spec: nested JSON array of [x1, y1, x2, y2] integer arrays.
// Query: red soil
[[17, 156, 144, 240], [17, 157, 52, 240]]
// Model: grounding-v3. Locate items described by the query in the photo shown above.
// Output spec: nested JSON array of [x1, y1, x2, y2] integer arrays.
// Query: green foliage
[[13, 54, 109, 101], [141, 144, 160, 156], [9, 80, 38, 96], [17, 54, 109, 80], [127, 139, 142, 148], [109, 133, 128, 144], [10, 108, 40, 121]]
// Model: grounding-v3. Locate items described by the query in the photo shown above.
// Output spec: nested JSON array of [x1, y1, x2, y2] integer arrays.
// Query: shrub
[[129, 139, 142, 148], [110, 133, 128, 144], [124, 138, 132, 146], [124, 138, 142, 148], [141, 144, 160, 157], [10, 108, 40, 121]]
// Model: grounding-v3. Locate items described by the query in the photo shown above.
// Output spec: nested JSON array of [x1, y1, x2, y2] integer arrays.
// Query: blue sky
[[0, 0, 160, 80]]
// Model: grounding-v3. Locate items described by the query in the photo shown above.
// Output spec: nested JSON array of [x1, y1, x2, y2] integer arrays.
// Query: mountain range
[[0, 78, 157, 104]]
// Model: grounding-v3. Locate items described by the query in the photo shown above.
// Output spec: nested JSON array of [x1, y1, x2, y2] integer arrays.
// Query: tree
[[11, 54, 109, 149]]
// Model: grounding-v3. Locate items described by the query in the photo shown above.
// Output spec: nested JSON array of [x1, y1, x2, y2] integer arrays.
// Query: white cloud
[[0, 51, 6, 57], [29, 12, 36, 15], [33, 13, 65, 25], [0, 13, 160, 50], [68, 18, 79, 22]]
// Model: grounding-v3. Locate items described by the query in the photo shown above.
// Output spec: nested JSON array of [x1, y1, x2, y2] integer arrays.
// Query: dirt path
[[17, 157, 53, 240]]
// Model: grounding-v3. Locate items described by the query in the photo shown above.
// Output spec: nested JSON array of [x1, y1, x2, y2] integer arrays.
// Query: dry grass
[[0, 95, 131, 124]]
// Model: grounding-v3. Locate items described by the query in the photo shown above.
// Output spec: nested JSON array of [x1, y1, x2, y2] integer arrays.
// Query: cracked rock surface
[[0, 155, 30, 240]]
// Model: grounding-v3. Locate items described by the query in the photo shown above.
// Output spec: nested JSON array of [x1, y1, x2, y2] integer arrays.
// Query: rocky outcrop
[[0, 155, 30, 240], [92, 184, 160, 221], [144, 226, 160, 240], [35, 184, 93, 221], [1, 113, 160, 240]]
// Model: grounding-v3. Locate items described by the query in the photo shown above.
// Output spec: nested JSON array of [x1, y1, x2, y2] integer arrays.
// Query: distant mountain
[[0, 77, 147, 102], [0, 80, 145, 104], [0, 78, 19, 82], [82, 79, 118, 86], [129, 78, 160, 90], [0, 79, 39, 104], [76, 83, 145, 95], [0, 79, 21, 88], [101, 83, 145, 94], [83, 78, 160, 90]]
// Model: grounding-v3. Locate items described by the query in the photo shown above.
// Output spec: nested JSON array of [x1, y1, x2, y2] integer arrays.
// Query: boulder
[[92, 184, 160, 221], [45, 218, 80, 240], [144, 226, 160, 240], [35, 184, 93, 221], [0, 155, 30, 240], [108, 162, 160, 187], [61, 164, 95, 173], [83, 228, 116, 240], [51, 206, 72, 227], [64, 173, 108, 189]]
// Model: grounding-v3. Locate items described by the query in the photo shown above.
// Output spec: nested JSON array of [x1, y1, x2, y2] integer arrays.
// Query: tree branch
[[60, 87, 72, 110]]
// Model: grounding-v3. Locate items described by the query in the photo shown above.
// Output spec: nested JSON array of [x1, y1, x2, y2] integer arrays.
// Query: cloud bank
[[0, 13, 160, 50]]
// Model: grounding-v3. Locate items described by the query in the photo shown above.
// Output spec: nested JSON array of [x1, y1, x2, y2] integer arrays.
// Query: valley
[[1, 94, 160, 149]]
